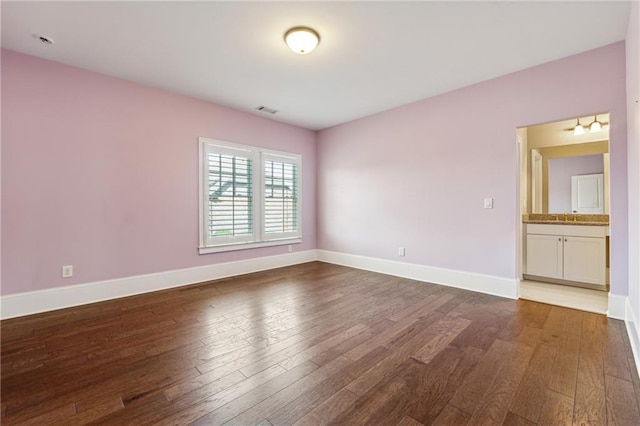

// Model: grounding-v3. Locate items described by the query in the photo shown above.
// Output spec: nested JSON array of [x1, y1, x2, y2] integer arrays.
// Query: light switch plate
[[62, 265, 73, 278], [484, 198, 493, 209]]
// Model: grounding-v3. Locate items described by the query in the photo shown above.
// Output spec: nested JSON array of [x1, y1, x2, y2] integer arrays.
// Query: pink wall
[[317, 42, 629, 295], [1, 49, 317, 295], [627, 2, 640, 320], [548, 155, 604, 214]]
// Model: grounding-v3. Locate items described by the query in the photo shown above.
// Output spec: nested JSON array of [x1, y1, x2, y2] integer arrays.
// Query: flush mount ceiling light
[[284, 27, 320, 54], [588, 115, 603, 133], [573, 118, 585, 136]]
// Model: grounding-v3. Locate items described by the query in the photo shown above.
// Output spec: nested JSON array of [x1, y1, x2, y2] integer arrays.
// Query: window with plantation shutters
[[263, 154, 301, 241], [205, 149, 254, 244], [199, 138, 302, 254]]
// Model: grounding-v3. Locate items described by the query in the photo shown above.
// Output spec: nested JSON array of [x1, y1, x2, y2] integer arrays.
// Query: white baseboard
[[626, 298, 640, 379], [316, 250, 518, 299], [0, 250, 318, 320], [1, 249, 518, 320], [608, 293, 627, 320]]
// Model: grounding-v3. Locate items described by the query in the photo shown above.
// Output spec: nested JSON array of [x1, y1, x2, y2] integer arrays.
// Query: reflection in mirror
[[521, 113, 610, 215], [548, 155, 604, 213]]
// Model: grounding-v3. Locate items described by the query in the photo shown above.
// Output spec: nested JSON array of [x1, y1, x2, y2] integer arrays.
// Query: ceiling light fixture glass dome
[[284, 27, 320, 54], [573, 118, 585, 136], [589, 115, 603, 133]]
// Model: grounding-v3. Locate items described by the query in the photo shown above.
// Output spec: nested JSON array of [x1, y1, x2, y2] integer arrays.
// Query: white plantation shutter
[[202, 142, 257, 247], [199, 138, 302, 253], [262, 154, 301, 241]]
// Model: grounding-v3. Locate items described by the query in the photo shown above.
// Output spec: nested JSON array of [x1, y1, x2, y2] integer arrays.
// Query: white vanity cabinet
[[525, 224, 607, 287]]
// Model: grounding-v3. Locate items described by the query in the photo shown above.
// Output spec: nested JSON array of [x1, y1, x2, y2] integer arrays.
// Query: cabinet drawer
[[526, 224, 606, 238]]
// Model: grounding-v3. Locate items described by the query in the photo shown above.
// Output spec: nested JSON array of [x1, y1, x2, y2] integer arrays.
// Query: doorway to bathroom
[[517, 113, 610, 314]]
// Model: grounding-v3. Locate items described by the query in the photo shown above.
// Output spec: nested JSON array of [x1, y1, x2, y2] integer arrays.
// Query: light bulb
[[589, 118, 602, 133]]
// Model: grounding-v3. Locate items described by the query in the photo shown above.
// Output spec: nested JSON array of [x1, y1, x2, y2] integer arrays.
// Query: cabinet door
[[526, 234, 563, 279], [563, 236, 606, 285]]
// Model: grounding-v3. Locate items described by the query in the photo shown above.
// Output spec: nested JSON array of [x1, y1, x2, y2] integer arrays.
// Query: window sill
[[198, 238, 302, 254]]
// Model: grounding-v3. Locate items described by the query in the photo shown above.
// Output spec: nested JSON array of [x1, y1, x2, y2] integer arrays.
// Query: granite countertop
[[522, 213, 609, 226], [523, 220, 609, 226]]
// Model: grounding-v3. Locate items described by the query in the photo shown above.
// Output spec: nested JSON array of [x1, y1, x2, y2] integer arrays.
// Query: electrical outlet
[[287, 245, 293, 253], [398, 247, 405, 257], [62, 265, 73, 278]]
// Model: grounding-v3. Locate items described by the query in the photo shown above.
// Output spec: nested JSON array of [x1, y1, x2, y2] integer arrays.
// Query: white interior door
[[571, 173, 604, 214]]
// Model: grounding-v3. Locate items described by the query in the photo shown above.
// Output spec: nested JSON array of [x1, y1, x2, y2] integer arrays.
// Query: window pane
[[208, 153, 253, 238], [264, 160, 298, 234]]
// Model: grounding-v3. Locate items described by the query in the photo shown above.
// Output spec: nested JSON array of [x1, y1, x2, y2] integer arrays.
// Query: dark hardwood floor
[[2, 261, 639, 425]]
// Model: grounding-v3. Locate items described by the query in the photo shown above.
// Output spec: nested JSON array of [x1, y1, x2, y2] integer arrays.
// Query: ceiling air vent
[[255, 105, 278, 115], [32, 34, 54, 45]]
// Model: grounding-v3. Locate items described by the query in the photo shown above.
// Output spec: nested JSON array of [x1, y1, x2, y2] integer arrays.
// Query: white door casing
[[531, 149, 543, 214]]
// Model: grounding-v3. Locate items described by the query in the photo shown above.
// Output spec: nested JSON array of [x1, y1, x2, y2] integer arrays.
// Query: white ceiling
[[1, 1, 632, 130]]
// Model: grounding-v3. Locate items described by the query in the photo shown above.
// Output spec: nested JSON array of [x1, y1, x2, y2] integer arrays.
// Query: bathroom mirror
[[521, 113, 610, 215], [548, 155, 605, 213]]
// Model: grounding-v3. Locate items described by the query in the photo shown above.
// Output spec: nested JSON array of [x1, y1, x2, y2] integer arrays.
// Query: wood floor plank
[[536, 389, 574, 425], [71, 393, 124, 424], [163, 370, 246, 401], [449, 338, 513, 414], [1, 403, 75, 426], [292, 388, 357, 426], [411, 316, 470, 364], [431, 404, 471, 426], [396, 414, 426, 426], [629, 354, 640, 417], [604, 318, 634, 382], [335, 345, 483, 425], [605, 375, 640, 425], [1, 262, 638, 426], [502, 411, 537, 426], [573, 312, 607, 426], [267, 346, 391, 425], [330, 366, 410, 425], [466, 341, 534, 425], [344, 330, 435, 396], [219, 356, 354, 426], [274, 324, 368, 372], [343, 316, 418, 361], [308, 318, 395, 366], [189, 360, 322, 426], [509, 306, 566, 423], [546, 306, 582, 397], [93, 366, 285, 425]]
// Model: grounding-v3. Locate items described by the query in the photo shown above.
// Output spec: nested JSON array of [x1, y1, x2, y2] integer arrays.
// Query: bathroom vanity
[[523, 214, 608, 290]]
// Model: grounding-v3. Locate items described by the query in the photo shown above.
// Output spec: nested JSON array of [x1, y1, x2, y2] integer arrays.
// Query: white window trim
[[198, 137, 302, 254]]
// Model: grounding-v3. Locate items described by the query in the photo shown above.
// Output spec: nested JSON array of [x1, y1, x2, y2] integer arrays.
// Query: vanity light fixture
[[284, 27, 320, 54], [588, 115, 603, 133], [573, 118, 585, 136]]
